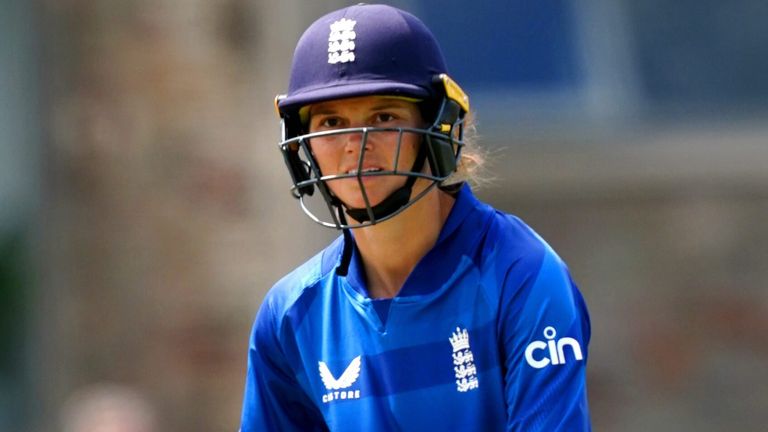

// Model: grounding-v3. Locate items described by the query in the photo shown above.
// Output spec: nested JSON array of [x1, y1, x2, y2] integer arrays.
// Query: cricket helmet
[[276, 3, 470, 229]]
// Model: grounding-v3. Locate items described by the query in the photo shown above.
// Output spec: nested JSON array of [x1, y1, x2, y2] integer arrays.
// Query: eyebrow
[[308, 106, 337, 117]]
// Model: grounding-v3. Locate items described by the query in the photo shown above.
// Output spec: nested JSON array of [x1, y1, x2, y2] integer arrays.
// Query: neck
[[351, 187, 455, 299]]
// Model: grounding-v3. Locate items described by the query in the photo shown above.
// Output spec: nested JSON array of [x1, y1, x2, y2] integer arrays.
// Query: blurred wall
[[7, 0, 766, 431], [35, 0, 341, 430]]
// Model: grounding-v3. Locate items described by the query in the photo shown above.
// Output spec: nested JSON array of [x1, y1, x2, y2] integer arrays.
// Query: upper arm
[[498, 249, 591, 431], [240, 297, 328, 432]]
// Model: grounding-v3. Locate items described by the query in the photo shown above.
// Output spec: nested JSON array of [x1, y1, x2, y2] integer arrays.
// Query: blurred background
[[2, 0, 767, 430]]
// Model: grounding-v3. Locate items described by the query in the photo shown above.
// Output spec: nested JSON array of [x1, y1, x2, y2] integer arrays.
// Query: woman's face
[[307, 95, 424, 210]]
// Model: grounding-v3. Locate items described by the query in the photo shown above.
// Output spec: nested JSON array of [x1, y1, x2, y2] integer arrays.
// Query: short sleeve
[[240, 294, 328, 432], [498, 248, 591, 431]]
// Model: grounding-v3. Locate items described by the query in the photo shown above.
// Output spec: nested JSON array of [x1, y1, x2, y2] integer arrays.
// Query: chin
[[332, 180, 403, 210], [334, 188, 393, 210], [340, 195, 387, 210]]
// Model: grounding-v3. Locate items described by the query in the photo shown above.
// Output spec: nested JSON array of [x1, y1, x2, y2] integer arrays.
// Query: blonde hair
[[441, 111, 490, 190]]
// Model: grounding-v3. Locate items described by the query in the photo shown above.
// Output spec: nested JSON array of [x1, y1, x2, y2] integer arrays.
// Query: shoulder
[[488, 211, 548, 261], [452, 189, 548, 274], [494, 213, 572, 296], [474, 208, 552, 292], [257, 236, 344, 327], [478, 207, 588, 332]]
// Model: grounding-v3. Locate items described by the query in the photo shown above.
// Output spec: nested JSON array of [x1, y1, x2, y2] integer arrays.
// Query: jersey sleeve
[[498, 247, 591, 431], [240, 293, 328, 432]]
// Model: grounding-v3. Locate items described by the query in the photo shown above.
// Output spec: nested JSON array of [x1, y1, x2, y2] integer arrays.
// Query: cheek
[[309, 141, 340, 173], [399, 135, 421, 162]]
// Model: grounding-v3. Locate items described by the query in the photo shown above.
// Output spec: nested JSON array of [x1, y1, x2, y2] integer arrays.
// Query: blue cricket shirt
[[241, 185, 591, 431]]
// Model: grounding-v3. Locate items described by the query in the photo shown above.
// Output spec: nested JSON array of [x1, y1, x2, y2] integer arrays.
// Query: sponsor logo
[[449, 327, 479, 392], [524, 326, 583, 369], [328, 18, 356, 64], [318, 355, 361, 403]]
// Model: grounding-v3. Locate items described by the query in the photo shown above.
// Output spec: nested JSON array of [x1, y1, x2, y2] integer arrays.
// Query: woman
[[241, 4, 591, 431]]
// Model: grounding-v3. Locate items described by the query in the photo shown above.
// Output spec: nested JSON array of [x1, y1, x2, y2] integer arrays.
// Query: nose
[[343, 128, 372, 155]]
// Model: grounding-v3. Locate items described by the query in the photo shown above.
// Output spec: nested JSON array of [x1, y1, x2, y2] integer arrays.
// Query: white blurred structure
[[61, 384, 157, 432]]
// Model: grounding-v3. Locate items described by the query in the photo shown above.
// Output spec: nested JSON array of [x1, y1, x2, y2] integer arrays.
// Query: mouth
[[346, 167, 383, 175]]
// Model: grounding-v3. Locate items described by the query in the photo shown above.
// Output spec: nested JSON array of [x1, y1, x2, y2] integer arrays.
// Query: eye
[[373, 112, 396, 123], [324, 117, 343, 128], [313, 116, 343, 129]]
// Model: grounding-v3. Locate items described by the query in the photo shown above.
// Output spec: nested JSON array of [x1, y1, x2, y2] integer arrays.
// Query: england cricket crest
[[328, 18, 356, 64], [449, 327, 479, 392]]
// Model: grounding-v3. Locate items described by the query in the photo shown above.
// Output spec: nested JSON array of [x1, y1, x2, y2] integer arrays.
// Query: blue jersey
[[241, 185, 591, 431]]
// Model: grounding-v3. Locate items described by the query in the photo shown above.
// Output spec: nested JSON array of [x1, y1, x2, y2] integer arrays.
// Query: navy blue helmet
[[276, 3, 470, 229]]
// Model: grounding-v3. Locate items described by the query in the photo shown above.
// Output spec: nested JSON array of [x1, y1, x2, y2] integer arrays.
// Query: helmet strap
[[336, 208, 354, 276]]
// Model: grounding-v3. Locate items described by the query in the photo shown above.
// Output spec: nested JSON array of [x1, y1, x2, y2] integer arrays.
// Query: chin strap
[[334, 141, 430, 276], [344, 143, 428, 223], [336, 209, 354, 276]]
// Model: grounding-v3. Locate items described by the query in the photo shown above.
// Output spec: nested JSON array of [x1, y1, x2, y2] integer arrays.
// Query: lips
[[346, 167, 383, 175]]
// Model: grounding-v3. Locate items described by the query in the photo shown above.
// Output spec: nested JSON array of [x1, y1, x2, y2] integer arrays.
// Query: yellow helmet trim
[[438, 74, 470, 113]]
